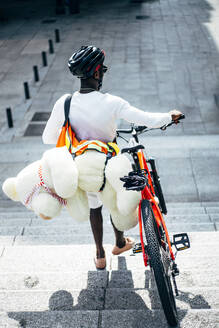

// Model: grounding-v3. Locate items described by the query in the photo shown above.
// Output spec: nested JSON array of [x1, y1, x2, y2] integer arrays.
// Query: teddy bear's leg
[[42, 147, 78, 198], [99, 181, 138, 231], [105, 154, 141, 216], [66, 188, 90, 222], [99, 180, 117, 213], [116, 190, 141, 216]]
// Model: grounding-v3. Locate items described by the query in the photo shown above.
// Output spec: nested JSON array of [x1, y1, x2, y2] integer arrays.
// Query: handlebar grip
[[179, 114, 185, 120], [116, 128, 133, 134], [135, 126, 147, 132], [160, 113, 185, 130]]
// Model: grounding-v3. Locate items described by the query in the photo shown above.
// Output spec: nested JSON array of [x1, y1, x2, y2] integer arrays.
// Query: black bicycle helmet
[[68, 45, 106, 79]]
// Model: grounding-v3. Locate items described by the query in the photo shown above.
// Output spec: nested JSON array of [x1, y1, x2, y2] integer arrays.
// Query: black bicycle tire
[[141, 200, 178, 326]]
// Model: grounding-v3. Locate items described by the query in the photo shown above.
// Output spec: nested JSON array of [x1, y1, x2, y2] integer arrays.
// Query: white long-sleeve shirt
[[42, 91, 172, 144]]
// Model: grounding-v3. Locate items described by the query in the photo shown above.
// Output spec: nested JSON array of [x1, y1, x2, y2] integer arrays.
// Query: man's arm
[[116, 98, 182, 128], [42, 95, 66, 144]]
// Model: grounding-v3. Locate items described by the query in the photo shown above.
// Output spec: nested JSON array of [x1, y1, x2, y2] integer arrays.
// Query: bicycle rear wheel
[[141, 199, 178, 327]]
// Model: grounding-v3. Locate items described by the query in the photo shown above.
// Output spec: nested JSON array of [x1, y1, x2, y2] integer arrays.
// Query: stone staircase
[[0, 201, 218, 327]]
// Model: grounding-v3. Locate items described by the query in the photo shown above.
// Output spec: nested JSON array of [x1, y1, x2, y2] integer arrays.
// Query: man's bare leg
[[90, 206, 105, 258], [90, 208, 133, 259], [110, 216, 134, 255], [110, 216, 126, 248]]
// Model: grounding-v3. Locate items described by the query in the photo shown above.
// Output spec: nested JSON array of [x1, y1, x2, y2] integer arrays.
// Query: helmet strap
[[93, 68, 103, 90]]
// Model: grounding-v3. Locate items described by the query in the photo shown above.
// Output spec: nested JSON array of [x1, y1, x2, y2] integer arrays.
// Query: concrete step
[[0, 241, 218, 273], [0, 309, 218, 328], [0, 229, 218, 247], [0, 287, 218, 312], [166, 207, 207, 215], [0, 271, 108, 291], [0, 214, 218, 238], [0, 270, 218, 291], [0, 207, 217, 223], [0, 310, 99, 328], [111, 252, 219, 272], [15, 218, 213, 235], [0, 211, 36, 218], [168, 202, 219, 207], [0, 201, 219, 213], [0, 289, 105, 312], [0, 206, 31, 213], [17, 220, 214, 237], [0, 218, 32, 226], [31, 214, 217, 225], [0, 214, 215, 232], [0, 206, 218, 220], [0, 236, 14, 246], [105, 287, 219, 310], [10, 229, 216, 246], [0, 227, 24, 235], [101, 309, 219, 328]]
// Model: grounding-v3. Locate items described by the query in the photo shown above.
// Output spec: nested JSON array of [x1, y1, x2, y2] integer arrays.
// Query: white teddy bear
[[2, 147, 141, 231]]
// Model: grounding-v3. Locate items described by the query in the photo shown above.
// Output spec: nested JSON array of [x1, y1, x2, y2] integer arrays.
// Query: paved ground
[[0, 0, 219, 327], [1, 0, 219, 136]]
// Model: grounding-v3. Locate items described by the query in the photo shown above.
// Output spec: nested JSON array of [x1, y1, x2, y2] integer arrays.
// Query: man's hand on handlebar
[[169, 109, 183, 124], [116, 111, 185, 137]]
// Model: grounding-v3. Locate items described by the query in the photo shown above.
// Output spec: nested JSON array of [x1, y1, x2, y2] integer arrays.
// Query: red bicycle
[[117, 114, 190, 327]]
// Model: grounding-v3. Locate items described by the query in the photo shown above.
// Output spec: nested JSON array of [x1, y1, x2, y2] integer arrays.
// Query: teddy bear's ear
[[2, 178, 20, 201]]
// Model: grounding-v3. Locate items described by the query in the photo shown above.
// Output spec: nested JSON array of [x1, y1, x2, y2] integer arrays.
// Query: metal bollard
[[33, 65, 39, 82], [48, 39, 54, 54], [24, 82, 30, 99], [42, 51, 48, 67], [55, 29, 60, 43], [6, 108, 13, 128]]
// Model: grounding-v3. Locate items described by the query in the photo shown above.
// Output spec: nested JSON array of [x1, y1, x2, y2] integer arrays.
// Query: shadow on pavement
[[7, 256, 212, 328]]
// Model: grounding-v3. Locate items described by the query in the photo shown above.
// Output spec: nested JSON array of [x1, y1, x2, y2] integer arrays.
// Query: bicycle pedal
[[133, 243, 144, 254], [172, 233, 190, 251]]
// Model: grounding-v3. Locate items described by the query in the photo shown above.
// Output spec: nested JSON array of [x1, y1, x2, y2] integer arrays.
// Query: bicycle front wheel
[[141, 200, 178, 327]]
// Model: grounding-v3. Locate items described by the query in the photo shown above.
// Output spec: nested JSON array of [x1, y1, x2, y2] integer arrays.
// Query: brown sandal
[[112, 237, 135, 255], [94, 257, 106, 270]]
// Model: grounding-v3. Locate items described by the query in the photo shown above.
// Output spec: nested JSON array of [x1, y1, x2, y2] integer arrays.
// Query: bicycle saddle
[[121, 145, 145, 154]]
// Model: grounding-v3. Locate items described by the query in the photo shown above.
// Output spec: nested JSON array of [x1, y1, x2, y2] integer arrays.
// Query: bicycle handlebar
[[116, 114, 185, 136]]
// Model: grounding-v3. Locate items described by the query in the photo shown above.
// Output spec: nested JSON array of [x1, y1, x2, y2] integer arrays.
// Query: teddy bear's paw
[[2, 178, 20, 201], [111, 209, 138, 231], [117, 190, 141, 216], [32, 193, 62, 220]]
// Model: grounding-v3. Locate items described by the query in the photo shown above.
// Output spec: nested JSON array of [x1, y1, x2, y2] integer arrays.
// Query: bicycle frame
[[137, 149, 175, 267], [117, 115, 186, 268]]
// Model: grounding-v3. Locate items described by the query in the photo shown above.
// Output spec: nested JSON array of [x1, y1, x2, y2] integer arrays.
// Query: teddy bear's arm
[[42, 147, 78, 198]]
